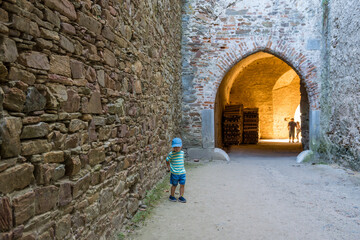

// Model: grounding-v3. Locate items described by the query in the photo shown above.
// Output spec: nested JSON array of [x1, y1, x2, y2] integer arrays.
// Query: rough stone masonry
[[319, 0, 360, 170], [0, 0, 182, 239]]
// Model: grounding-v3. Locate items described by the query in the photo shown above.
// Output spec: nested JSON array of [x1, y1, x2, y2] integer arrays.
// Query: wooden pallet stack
[[222, 105, 243, 146], [243, 108, 259, 144]]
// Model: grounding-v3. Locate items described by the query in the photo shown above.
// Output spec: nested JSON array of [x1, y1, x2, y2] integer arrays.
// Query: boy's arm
[[166, 153, 171, 172], [166, 161, 170, 172]]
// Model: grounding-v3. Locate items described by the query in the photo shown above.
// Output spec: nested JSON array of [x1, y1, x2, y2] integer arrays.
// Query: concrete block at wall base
[[296, 150, 314, 163], [187, 148, 230, 161]]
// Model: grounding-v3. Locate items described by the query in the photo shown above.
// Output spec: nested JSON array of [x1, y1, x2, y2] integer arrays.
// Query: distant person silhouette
[[288, 118, 296, 143], [296, 121, 301, 143]]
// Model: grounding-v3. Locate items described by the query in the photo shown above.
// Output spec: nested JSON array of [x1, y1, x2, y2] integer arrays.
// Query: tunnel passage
[[215, 52, 309, 149]]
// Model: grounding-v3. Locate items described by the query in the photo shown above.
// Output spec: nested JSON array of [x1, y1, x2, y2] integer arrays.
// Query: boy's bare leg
[[171, 185, 176, 197], [180, 185, 185, 196]]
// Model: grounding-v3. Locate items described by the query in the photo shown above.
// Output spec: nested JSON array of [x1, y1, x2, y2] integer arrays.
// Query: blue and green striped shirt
[[166, 150, 186, 175]]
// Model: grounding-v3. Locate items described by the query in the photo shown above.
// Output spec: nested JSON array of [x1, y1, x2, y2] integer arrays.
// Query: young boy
[[166, 138, 186, 203]]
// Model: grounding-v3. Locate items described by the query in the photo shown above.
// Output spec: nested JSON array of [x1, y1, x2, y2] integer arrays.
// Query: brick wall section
[[0, 0, 182, 239], [320, 0, 360, 170], [181, 0, 323, 147]]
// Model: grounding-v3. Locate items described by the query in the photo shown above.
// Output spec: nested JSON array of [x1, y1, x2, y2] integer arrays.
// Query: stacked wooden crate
[[223, 105, 243, 146], [243, 108, 259, 144]]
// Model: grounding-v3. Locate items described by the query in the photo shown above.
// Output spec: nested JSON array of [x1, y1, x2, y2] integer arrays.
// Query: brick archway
[[210, 39, 319, 110], [181, 38, 320, 149], [210, 41, 319, 149]]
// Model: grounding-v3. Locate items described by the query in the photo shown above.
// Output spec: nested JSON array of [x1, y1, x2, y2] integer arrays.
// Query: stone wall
[[181, 0, 322, 148], [320, 0, 360, 170], [0, 0, 182, 239]]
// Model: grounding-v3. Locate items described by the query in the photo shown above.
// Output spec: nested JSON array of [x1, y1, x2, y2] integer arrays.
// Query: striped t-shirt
[[166, 150, 186, 175]]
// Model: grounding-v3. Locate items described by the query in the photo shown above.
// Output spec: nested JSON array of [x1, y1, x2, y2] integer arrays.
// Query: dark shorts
[[170, 173, 186, 186], [289, 130, 295, 138]]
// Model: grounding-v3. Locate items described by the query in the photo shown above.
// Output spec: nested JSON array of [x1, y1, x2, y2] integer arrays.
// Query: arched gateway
[[182, 41, 321, 159], [215, 50, 311, 149]]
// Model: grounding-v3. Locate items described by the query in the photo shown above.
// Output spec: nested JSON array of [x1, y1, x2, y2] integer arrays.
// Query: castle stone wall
[[0, 0, 182, 239], [320, 0, 360, 170]]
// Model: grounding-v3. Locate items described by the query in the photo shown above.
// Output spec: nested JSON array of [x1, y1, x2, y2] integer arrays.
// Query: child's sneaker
[[169, 195, 177, 202], [178, 196, 186, 203]]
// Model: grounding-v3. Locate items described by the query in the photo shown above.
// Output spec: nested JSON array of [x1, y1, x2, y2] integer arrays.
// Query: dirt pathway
[[132, 142, 360, 240]]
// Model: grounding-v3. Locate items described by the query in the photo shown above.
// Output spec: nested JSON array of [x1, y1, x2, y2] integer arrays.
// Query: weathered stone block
[[103, 48, 116, 67], [40, 27, 60, 41], [132, 61, 143, 75], [44, 8, 60, 27], [55, 215, 71, 240], [12, 191, 35, 226], [23, 87, 47, 113], [72, 174, 90, 198], [99, 126, 112, 141], [92, 116, 106, 126], [21, 122, 49, 139], [82, 92, 102, 114], [118, 124, 128, 138], [97, 69, 105, 87], [44, 0, 77, 21], [133, 80, 142, 94], [36, 38, 53, 49], [34, 163, 55, 185], [64, 134, 79, 149], [107, 98, 125, 116], [0, 9, 8, 22], [68, 119, 86, 133], [0, 62, 8, 80], [65, 155, 81, 176], [88, 147, 105, 166], [21, 140, 52, 156], [85, 66, 96, 82], [3, 88, 26, 112], [61, 89, 80, 113], [50, 55, 71, 77], [127, 198, 139, 214], [54, 165, 65, 181], [0, 35, 18, 63], [0, 158, 17, 172], [59, 35, 75, 53], [70, 59, 84, 79], [61, 23, 76, 35], [44, 151, 64, 163], [47, 84, 68, 102], [0, 197, 12, 231], [34, 186, 59, 215], [0, 117, 22, 158], [114, 181, 125, 196], [8, 67, 36, 85], [99, 189, 113, 213], [12, 15, 40, 37], [102, 26, 115, 41], [84, 203, 99, 222], [12, 225, 24, 239], [19, 52, 50, 70], [77, 12, 102, 35], [0, 164, 34, 193], [58, 182, 72, 206]]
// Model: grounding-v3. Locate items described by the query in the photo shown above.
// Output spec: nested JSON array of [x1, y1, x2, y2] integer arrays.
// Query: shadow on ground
[[227, 140, 303, 159]]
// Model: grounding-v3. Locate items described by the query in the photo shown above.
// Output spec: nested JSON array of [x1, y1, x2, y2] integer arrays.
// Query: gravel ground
[[132, 142, 360, 240]]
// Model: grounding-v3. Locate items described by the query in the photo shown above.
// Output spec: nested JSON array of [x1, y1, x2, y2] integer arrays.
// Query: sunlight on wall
[[215, 52, 301, 145]]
